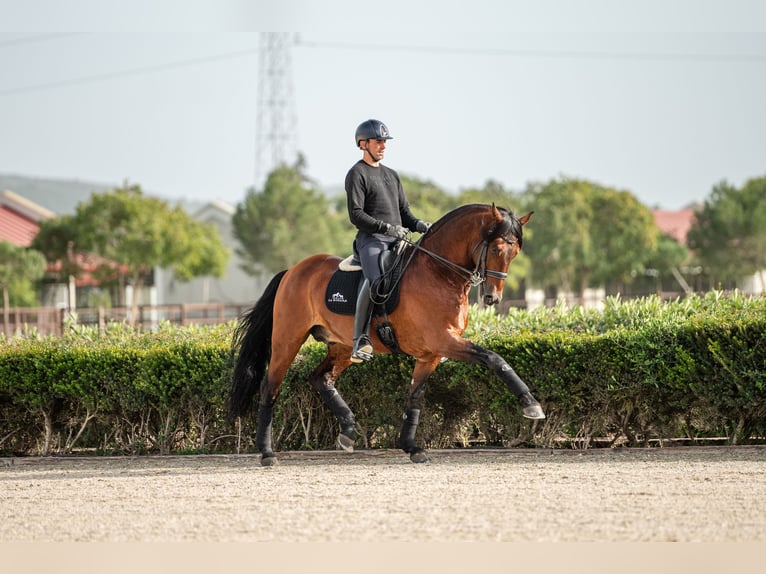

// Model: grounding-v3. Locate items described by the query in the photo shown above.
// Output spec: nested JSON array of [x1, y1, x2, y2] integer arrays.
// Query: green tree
[[0, 241, 47, 331], [589, 186, 658, 286], [523, 178, 658, 302], [687, 176, 766, 290], [34, 184, 229, 321], [456, 179, 518, 210], [399, 174, 456, 224], [233, 159, 351, 274]]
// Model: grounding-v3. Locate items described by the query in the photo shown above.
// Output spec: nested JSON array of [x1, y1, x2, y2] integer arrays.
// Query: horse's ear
[[519, 211, 533, 226], [491, 203, 503, 222]]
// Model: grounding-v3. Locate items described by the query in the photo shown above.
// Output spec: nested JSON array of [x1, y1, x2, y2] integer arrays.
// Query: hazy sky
[[1, 1, 764, 210]]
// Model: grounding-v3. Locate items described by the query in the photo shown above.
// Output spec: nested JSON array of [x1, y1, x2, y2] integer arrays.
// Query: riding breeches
[[353, 231, 395, 286]]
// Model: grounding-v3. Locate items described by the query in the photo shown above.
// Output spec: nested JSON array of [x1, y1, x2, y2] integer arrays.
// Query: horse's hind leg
[[308, 344, 357, 452], [255, 396, 278, 466], [399, 356, 441, 463], [255, 335, 309, 466]]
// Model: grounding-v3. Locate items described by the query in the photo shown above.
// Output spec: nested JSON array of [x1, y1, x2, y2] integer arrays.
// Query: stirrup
[[350, 336, 373, 363]]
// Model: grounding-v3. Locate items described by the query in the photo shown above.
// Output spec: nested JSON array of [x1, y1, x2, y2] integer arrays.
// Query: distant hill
[[0, 173, 206, 215]]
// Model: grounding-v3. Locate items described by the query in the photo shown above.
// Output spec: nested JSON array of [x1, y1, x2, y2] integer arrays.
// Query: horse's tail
[[228, 270, 288, 422]]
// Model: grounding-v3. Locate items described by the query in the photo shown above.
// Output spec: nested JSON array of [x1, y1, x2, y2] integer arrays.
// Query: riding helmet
[[355, 119, 393, 148]]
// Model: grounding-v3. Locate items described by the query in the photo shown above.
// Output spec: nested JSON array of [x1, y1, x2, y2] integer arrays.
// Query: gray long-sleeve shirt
[[345, 160, 420, 235]]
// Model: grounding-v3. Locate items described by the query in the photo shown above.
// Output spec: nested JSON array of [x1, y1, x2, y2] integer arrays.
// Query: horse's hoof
[[260, 454, 279, 467], [336, 433, 355, 452], [520, 393, 546, 420], [522, 404, 546, 419], [410, 450, 430, 463]]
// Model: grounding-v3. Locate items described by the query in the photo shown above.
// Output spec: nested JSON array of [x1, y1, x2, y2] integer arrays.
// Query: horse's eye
[[491, 245, 501, 256]]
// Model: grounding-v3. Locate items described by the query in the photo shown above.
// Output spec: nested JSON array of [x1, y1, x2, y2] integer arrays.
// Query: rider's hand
[[384, 224, 408, 240], [416, 220, 431, 233]]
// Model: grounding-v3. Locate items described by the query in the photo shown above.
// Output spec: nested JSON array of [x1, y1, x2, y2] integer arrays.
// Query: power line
[[0, 33, 84, 49], [0, 46, 260, 96], [2, 37, 762, 97], [296, 39, 766, 63]]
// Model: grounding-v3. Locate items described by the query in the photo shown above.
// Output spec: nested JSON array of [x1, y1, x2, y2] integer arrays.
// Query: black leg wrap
[[319, 387, 357, 439], [399, 408, 421, 453], [498, 361, 531, 397], [256, 403, 275, 456]]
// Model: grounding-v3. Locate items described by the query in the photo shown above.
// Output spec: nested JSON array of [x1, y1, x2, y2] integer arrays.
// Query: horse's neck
[[422, 224, 481, 270]]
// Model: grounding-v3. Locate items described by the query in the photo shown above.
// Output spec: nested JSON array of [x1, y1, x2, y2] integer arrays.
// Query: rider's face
[[364, 138, 387, 161]]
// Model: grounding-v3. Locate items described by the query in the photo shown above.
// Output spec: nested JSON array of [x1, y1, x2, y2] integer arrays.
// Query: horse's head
[[478, 204, 532, 306], [422, 203, 532, 306]]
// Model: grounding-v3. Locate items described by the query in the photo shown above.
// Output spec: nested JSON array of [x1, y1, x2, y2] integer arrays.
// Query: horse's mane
[[429, 203, 524, 248]]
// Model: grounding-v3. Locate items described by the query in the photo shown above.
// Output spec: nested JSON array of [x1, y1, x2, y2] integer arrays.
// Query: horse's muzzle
[[484, 293, 500, 306]]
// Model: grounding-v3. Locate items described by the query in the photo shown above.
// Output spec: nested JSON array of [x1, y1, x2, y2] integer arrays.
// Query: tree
[[523, 178, 658, 302], [34, 184, 229, 322], [456, 179, 518, 210], [399, 174, 456, 224], [233, 159, 351, 274], [687, 176, 766, 290], [0, 241, 47, 332]]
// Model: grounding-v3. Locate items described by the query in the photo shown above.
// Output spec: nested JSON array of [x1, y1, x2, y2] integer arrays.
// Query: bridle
[[402, 231, 518, 288], [372, 215, 521, 305]]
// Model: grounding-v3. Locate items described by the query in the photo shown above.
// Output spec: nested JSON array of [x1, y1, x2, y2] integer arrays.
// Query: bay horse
[[228, 203, 545, 465]]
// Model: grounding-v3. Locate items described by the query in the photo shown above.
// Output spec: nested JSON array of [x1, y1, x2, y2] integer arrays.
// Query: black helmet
[[355, 119, 393, 148]]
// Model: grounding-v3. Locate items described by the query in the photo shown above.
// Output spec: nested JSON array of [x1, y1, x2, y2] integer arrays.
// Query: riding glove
[[384, 224, 408, 240], [416, 220, 431, 233]]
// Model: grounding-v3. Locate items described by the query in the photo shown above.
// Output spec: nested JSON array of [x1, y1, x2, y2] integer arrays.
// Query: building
[[652, 208, 695, 245], [0, 190, 54, 247], [652, 206, 763, 295], [154, 200, 268, 305], [2, 186, 266, 309]]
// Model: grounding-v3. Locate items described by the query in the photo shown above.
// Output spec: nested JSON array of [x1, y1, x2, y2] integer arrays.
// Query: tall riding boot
[[351, 278, 374, 363]]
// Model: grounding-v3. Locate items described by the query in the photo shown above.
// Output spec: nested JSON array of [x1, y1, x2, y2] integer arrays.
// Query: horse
[[228, 203, 545, 465]]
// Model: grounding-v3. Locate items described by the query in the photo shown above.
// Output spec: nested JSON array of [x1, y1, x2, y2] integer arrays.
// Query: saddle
[[324, 248, 404, 317]]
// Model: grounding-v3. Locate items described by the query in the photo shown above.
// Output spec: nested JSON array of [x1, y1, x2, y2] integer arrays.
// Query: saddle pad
[[324, 268, 402, 316], [325, 270, 363, 315]]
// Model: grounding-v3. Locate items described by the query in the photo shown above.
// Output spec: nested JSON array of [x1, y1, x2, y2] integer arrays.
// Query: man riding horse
[[344, 119, 430, 363]]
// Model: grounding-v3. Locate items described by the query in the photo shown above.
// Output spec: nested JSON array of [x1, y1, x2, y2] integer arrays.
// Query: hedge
[[1, 292, 764, 455]]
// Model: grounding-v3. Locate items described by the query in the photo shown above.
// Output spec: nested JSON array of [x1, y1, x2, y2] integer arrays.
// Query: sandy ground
[[1, 446, 765, 543]]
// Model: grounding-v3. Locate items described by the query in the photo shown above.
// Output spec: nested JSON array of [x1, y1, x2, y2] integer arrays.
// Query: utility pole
[[254, 33, 298, 190]]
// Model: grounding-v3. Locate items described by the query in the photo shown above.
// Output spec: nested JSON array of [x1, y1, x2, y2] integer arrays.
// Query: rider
[[345, 119, 430, 363]]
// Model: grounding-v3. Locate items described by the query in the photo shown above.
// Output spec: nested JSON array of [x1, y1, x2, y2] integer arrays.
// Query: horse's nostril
[[484, 295, 498, 306]]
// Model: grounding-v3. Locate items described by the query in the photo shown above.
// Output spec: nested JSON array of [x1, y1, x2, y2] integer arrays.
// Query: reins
[[372, 215, 520, 304]]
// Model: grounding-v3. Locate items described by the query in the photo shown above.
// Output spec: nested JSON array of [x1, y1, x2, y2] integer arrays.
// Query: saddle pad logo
[[329, 292, 347, 304]]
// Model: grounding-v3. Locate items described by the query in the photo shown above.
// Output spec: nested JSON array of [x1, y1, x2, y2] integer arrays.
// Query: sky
[[1, 1, 765, 211]]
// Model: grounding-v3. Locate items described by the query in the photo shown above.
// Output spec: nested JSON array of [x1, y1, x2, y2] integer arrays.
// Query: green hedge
[[1, 292, 764, 455]]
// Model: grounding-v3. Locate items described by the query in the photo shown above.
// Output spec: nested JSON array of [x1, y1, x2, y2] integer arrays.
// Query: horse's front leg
[[399, 357, 441, 463], [448, 340, 545, 420], [476, 342, 545, 419]]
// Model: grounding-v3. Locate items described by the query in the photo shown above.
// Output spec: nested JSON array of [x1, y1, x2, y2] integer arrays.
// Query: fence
[[3, 291, 689, 338], [1, 303, 252, 337]]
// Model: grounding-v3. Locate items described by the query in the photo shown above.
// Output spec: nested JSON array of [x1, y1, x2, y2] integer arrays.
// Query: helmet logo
[[378, 123, 389, 138]]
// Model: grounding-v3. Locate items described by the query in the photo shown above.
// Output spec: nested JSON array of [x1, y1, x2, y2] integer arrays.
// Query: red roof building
[[0, 190, 54, 246], [652, 208, 696, 245], [1, 189, 124, 288]]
